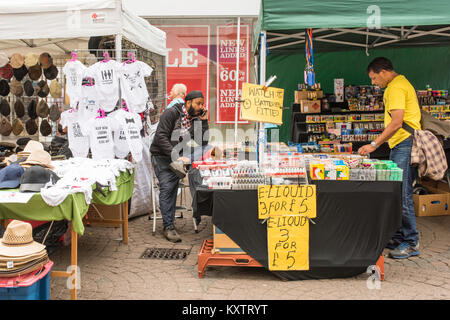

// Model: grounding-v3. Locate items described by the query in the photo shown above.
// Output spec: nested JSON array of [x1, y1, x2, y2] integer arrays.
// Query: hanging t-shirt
[[89, 60, 121, 111], [120, 61, 153, 113], [79, 76, 101, 122], [81, 117, 115, 160], [112, 109, 144, 162], [60, 110, 90, 158], [108, 110, 130, 159], [63, 60, 87, 109]]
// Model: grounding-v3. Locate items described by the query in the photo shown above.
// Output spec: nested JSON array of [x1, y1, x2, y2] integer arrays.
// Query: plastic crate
[[0, 261, 53, 300]]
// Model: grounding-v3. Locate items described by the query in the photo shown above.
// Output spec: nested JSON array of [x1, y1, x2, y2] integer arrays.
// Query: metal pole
[[234, 17, 241, 145], [116, 34, 123, 106], [258, 31, 267, 164]]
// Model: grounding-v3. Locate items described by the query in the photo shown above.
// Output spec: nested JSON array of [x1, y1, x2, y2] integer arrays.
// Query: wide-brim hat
[[10, 78, 23, 97], [0, 220, 46, 257], [0, 64, 13, 80], [14, 99, 25, 118], [21, 149, 54, 170], [10, 53, 24, 69], [43, 65, 58, 80], [28, 64, 42, 81], [23, 140, 43, 153], [12, 65, 28, 81], [0, 80, 9, 96]]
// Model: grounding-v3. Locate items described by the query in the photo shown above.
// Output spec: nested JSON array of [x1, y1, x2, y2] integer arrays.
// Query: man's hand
[[199, 108, 208, 120], [177, 157, 190, 164], [358, 144, 376, 156]]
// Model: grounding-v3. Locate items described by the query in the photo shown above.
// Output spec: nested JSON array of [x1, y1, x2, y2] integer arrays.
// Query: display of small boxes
[[299, 99, 321, 113]]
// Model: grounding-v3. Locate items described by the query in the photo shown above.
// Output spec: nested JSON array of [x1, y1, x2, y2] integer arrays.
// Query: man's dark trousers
[[152, 155, 179, 229]]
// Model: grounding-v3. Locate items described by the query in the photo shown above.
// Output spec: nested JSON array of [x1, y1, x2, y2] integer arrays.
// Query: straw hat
[[21, 149, 54, 170], [23, 140, 44, 153], [0, 220, 46, 258]]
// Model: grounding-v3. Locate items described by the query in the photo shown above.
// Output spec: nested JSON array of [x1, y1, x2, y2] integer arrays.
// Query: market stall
[[193, 0, 450, 279], [0, 0, 167, 299]]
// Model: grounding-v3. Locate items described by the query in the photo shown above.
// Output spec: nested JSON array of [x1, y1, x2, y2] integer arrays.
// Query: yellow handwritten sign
[[241, 83, 284, 124], [258, 185, 317, 219], [267, 216, 309, 270]]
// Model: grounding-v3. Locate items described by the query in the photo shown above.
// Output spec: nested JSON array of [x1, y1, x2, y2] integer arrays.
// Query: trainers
[[389, 242, 420, 259], [163, 225, 181, 243], [385, 239, 401, 250]]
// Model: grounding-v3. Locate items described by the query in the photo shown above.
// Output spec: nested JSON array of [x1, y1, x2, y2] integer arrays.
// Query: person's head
[[169, 83, 187, 99], [367, 57, 397, 88], [185, 90, 205, 117]]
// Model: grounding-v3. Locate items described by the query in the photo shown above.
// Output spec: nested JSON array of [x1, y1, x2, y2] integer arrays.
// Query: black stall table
[[194, 180, 402, 280]]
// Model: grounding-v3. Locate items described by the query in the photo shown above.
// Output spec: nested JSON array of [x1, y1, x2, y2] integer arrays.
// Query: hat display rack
[[0, 41, 167, 158]]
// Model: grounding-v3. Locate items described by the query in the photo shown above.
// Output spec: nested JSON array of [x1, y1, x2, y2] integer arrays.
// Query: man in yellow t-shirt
[[358, 57, 421, 259]]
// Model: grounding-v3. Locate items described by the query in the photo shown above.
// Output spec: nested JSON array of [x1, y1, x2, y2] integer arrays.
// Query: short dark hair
[[367, 57, 394, 73]]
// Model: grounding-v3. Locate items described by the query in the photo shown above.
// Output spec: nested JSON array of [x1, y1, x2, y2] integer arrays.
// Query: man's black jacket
[[150, 103, 209, 159]]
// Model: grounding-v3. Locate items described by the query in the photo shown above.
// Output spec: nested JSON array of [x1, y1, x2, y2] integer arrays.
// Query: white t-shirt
[[63, 61, 87, 109], [79, 83, 100, 122], [112, 109, 144, 162], [120, 61, 153, 113], [109, 110, 129, 159], [60, 110, 90, 158], [81, 117, 115, 160], [89, 60, 121, 111]]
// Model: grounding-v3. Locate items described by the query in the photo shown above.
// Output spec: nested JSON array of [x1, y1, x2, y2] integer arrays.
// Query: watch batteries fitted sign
[[241, 83, 284, 124]]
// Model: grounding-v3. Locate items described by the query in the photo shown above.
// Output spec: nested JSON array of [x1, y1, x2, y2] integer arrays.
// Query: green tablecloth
[[0, 170, 134, 236]]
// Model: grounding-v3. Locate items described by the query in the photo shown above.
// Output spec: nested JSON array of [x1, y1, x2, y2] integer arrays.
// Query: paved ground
[[48, 203, 450, 300]]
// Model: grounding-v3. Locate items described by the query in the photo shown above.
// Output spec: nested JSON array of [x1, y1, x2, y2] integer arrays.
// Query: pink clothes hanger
[[102, 52, 110, 63], [123, 52, 136, 66], [122, 100, 129, 112], [69, 51, 78, 62], [96, 108, 106, 118]]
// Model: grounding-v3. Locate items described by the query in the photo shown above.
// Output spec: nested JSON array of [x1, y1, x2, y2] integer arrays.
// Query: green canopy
[[254, 0, 450, 51], [254, 0, 450, 143]]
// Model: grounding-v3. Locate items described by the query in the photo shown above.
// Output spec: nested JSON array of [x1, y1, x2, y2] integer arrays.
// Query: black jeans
[[152, 155, 179, 229]]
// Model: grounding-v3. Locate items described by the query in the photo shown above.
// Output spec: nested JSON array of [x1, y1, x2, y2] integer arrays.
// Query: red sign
[[216, 24, 250, 124], [157, 25, 211, 114]]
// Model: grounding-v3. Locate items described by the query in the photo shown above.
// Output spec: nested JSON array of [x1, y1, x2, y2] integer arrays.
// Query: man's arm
[[358, 109, 404, 156], [152, 110, 177, 157]]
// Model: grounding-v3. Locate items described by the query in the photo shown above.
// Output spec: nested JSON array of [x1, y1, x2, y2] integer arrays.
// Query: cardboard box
[[86, 203, 123, 227], [294, 90, 323, 103], [213, 225, 246, 254], [299, 99, 321, 113], [414, 193, 449, 217]]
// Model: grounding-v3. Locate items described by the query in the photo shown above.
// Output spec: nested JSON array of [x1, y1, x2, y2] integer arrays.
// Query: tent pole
[[116, 34, 122, 107], [234, 17, 241, 145], [258, 30, 267, 165]]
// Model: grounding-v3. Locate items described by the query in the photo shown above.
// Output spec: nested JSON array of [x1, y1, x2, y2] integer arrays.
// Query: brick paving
[[49, 207, 450, 300]]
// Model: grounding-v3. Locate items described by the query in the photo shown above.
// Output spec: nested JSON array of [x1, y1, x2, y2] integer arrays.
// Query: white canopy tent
[[0, 0, 167, 57]]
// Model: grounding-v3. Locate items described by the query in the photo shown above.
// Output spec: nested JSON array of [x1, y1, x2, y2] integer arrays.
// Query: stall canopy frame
[[0, 0, 167, 57], [254, 0, 450, 54]]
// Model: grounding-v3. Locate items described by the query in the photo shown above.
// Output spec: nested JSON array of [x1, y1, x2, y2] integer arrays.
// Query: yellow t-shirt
[[383, 75, 421, 148]]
